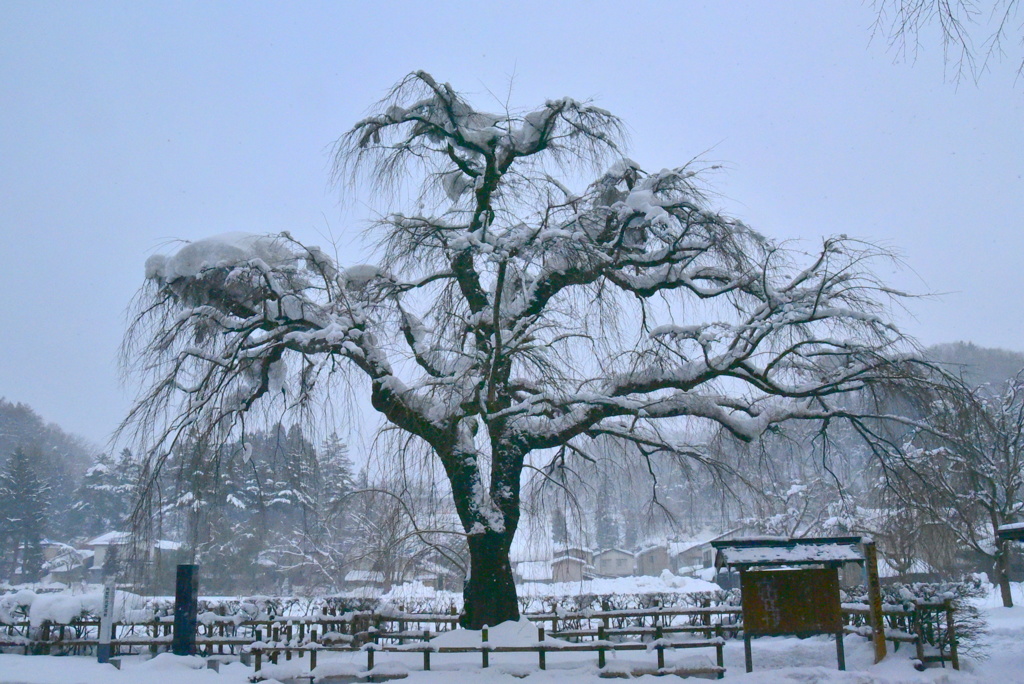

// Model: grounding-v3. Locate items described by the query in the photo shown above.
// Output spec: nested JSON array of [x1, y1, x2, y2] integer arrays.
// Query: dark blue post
[[172, 564, 199, 656]]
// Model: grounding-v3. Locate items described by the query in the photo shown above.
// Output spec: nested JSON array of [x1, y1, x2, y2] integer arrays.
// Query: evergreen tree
[[594, 475, 620, 551], [70, 449, 138, 538], [0, 447, 50, 582], [550, 508, 568, 547]]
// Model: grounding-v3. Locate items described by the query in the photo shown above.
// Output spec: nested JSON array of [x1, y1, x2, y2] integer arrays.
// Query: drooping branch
[[121, 71, 938, 628]]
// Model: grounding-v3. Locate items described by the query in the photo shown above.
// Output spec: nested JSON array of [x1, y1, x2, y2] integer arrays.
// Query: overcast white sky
[[1, 2, 1022, 448]]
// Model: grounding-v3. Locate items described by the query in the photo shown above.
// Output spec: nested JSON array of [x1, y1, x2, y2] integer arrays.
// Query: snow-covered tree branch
[[122, 71, 928, 628], [888, 371, 1024, 606]]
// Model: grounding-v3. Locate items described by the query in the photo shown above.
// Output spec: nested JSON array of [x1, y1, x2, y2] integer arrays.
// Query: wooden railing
[[245, 622, 727, 680], [0, 601, 958, 675], [841, 599, 959, 670]]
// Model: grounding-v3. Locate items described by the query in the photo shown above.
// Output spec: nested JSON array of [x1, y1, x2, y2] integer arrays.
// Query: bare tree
[[873, 0, 1023, 82], [891, 372, 1024, 606], [122, 71, 926, 627]]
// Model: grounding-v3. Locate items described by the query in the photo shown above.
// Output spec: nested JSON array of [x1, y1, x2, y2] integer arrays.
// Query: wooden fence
[[842, 599, 959, 670], [0, 601, 958, 677]]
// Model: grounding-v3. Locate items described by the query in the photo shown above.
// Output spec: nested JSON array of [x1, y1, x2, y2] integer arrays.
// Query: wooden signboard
[[741, 567, 842, 637]]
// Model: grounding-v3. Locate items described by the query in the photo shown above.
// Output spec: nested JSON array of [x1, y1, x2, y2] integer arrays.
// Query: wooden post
[[744, 633, 753, 673], [914, 604, 926, 669], [538, 626, 546, 670], [597, 625, 606, 668], [38, 621, 50, 656], [423, 629, 431, 671], [310, 629, 318, 672], [836, 631, 846, 670], [945, 600, 959, 671], [655, 625, 664, 670], [481, 626, 489, 668], [862, 540, 887, 663], [715, 624, 724, 679]]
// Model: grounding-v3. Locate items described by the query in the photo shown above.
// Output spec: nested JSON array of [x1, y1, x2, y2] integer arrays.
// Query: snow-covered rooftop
[[85, 531, 131, 546], [713, 536, 865, 569], [998, 522, 1024, 540]]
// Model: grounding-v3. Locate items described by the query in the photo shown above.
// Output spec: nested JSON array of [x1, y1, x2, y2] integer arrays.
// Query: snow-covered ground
[[3, 586, 1024, 683]]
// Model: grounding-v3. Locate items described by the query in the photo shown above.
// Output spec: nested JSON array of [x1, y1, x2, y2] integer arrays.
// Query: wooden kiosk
[[712, 536, 873, 673]]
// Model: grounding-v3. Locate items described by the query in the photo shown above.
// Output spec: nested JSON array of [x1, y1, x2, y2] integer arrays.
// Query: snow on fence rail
[[0, 604, 742, 652], [1, 578, 968, 676], [1, 601, 960, 673], [279, 622, 727, 680], [842, 599, 960, 670]]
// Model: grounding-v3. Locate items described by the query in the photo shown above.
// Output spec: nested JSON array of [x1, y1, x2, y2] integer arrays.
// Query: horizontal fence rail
[[0, 601, 958, 675]]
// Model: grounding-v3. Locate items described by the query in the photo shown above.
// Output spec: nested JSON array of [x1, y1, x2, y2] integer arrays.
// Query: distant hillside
[[925, 342, 1024, 388], [0, 398, 95, 507]]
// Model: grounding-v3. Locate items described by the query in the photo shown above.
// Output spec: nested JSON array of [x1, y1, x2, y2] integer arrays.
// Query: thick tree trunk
[[995, 542, 1014, 608], [461, 529, 520, 629]]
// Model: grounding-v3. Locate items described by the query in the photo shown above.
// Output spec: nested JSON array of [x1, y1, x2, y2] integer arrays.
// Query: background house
[[593, 548, 634, 577], [636, 545, 669, 576], [551, 555, 589, 582]]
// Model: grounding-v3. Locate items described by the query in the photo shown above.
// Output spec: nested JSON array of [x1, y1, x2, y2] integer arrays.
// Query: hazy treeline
[[2, 341, 1024, 594], [527, 343, 1024, 586], [0, 405, 466, 593]]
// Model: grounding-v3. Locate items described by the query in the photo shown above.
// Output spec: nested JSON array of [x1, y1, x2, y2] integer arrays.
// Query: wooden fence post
[[423, 629, 431, 671], [597, 625, 606, 668], [945, 600, 959, 670], [715, 624, 724, 679], [481, 626, 489, 668], [398, 605, 405, 645], [863, 540, 887, 664], [914, 605, 926, 669], [38, 621, 50, 656], [537, 626, 546, 670]]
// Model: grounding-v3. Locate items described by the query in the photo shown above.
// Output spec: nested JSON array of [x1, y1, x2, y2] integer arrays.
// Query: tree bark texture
[[995, 539, 1014, 607], [461, 529, 520, 629]]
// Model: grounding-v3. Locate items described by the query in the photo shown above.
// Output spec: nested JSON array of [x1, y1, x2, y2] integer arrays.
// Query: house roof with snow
[[669, 526, 756, 557], [998, 522, 1024, 541], [85, 531, 132, 546], [636, 544, 668, 556], [712, 536, 865, 570]]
